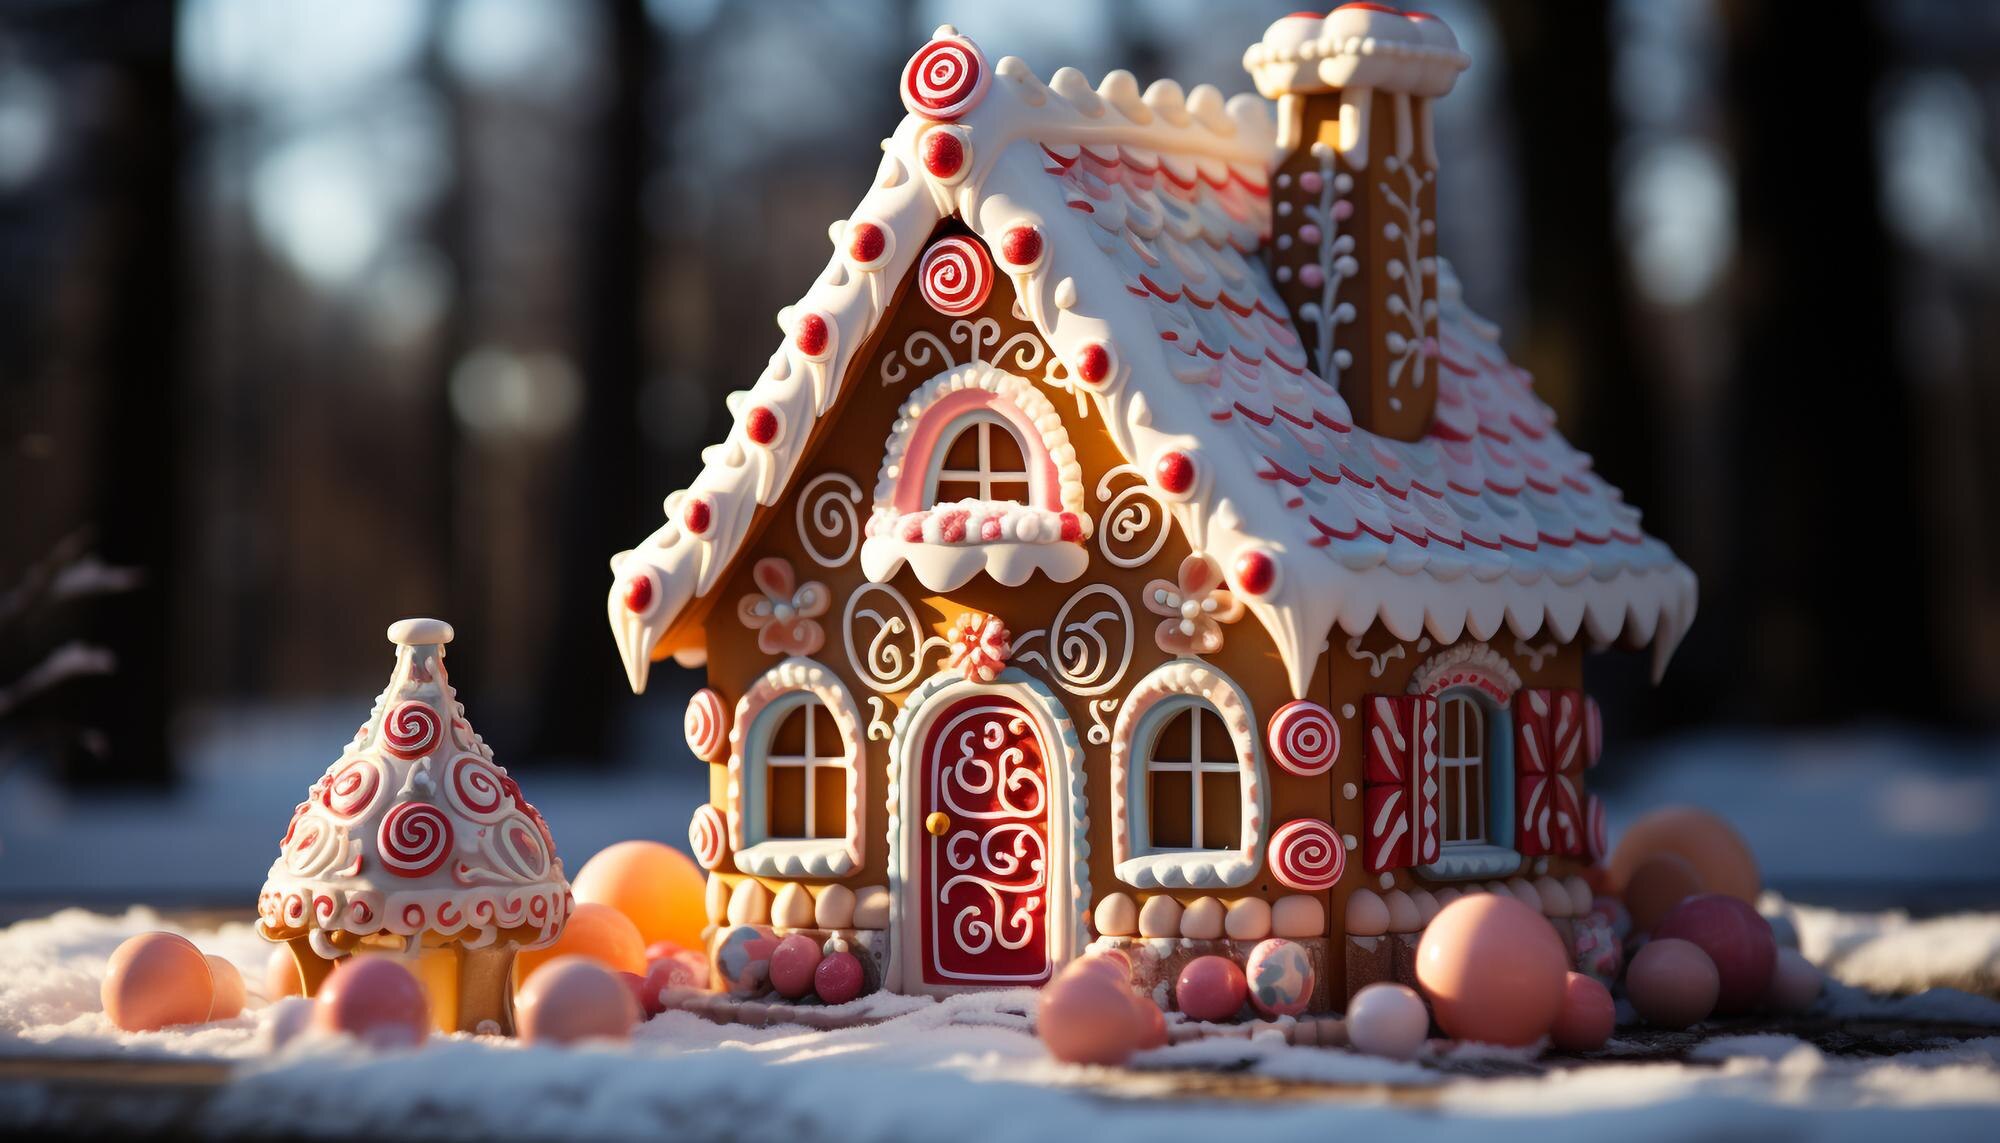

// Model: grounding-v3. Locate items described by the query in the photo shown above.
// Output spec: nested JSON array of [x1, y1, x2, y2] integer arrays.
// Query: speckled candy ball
[[1549, 972, 1614, 1052], [315, 956, 429, 1048], [713, 925, 781, 996], [814, 950, 864, 1005], [768, 933, 823, 1000], [1175, 956, 1248, 1023], [1626, 937, 1719, 1029], [102, 932, 214, 1032], [1654, 894, 1776, 1015], [1346, 982, 1430, 1059], [1767, 948, 1824, 1014], [1415, 895, 1568, 1046], [1243, 939, 1315, 1019], [516, 956, 639, 1045]]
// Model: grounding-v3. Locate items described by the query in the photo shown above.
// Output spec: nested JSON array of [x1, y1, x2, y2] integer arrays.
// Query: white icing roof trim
[[608, 28, 1696, 699]]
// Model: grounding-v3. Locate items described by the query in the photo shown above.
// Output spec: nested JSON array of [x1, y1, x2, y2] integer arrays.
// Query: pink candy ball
[[102, 932, 214, 1032], [768, 934, 823, 1000], [1346, 982, 1430, 1059], [813, 950, 864, 1005], [1133, 994, 1168, 1049], [315, 957, 429, 1048], [515, 956, 639, 1045], [1175, 956, 1248, 1022], [615, 971, 657, 1017], [643, 950, 707, 1003], [1415, 895, 1567, 1046], [1549, 972, 1614, 1052], [1039, 964, 1143, 1065], [1627, 937, 1719, 1029], [266, 946, 304, 1001], [1767, 948, 1823, 1014], [205, 956, 247, 1021], [1654, 894, 1776, 1015]]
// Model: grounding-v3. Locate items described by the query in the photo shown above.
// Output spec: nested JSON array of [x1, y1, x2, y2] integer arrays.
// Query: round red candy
[[814, 950, 864, 1004], [768, 934, 823, 1000], [1234, 549, 1278, 596], [622, 574, 654, 614], [1654, 893, 1776, 1016], [793, 312, 830, 358], [1175, 956, 1247, 1022], [1155, 450, 1195, 495], [1549, 971, 1614, 1052], [921, 130, 964, 178], [682, 497, 713, 536], [745, 406, 778, 445], [1075, 342, 1113, 385], [999, 225, 1043, 268], [849, 223, 887, 265]]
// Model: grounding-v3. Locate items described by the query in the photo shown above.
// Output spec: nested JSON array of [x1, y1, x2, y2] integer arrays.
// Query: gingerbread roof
[[607, 26, 1696, 698], [257, 619, 571, 958]]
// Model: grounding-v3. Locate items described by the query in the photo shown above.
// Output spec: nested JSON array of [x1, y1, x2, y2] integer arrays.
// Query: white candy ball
[[1767, 948, 1823, 1014], [1346, 982, 1429, 1060]]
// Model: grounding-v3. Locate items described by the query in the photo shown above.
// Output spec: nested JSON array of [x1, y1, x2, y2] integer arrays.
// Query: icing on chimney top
[[1243, 5, 1469, 103]]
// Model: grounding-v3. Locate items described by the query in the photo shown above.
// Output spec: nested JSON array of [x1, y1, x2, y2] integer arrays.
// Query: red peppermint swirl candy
[[323, 756, 386, 820], [1267, 700, 1339, 777], [283, 812, 342, 877], [1586, 794, 1608, 862], [1268, 818, 1345, 892], [688, 803, 728, 871], [918, 236, 993, 316], [444, 753, 508, 824], [488, 812, 552, 881], [381, 700, 442, 760], [685, 688, 728, 763], [901, 35, 987, 121], [378, 801, 454, 878]]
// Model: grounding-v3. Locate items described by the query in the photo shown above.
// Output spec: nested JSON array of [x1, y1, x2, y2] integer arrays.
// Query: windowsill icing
[[1417, 844, 1522, 881], [1115, 848, 1259, 891], [733, 838, 857, 879]]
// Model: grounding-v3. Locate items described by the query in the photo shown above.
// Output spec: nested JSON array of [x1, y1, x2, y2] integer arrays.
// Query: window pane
[[941, 424, 984, 470], [985, 423, 1028, 474], [985, 478, 1029, 505], [1197, 708, 1233, 765], [812, 766, 846, 839], [1149, 769, 1192, 848], [768, 765, 807, 838], [770, 704, 809, 756], [1151, 707, 1191, 762], [812, 704, 841, 753], [1200, 771, 1241, 850], [1442, 763, 1465, 843]]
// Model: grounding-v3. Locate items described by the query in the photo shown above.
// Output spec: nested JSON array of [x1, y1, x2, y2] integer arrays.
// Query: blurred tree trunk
[[1720, 0, 1941, 722]]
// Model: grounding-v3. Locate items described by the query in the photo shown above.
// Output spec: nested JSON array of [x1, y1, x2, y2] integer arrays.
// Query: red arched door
[[917, 696, 1053, 987]]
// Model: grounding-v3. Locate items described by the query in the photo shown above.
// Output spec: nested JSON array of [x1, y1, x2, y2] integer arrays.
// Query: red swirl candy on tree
[[377, 802, 454, 878], [901, 35, 987, 121], [445, 753, 508, 823], [1268, 700, 1339, 777], [1268, 818, 1345, 892], [688, 803, 728, 871], [918, 236, 993, 316], [322, 756, 385, 820], [684, 688, 728, 763], [380, 700, 442, 760]]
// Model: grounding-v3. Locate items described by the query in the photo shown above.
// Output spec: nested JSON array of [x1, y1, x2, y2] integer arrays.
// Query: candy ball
[[1590, 894, 1632, 941], [1039, 965, 1143, 1064], [265, 946, 304, 1002], [614, 971, 656, 1017], [813, 950, 864, 1005], [645, 948, 709, 995], [769, 933, 823, 999], [1133, 995, 1168, 1049], [1549, 972, 1614, 1052], [516, 901, 647, 984], [1626, 937, 1719, 1029], [205, 955, 247, 1021], [102, 932, 214, 1032], [571, 840, 708, 950], [516, 956, 639, 1045], [1767, 948, 1823, 1014], [1623, 852, 1706, 934], [1175, 956, 1248, 1022], [644, 939, 690, 965], [1414, 895, 1567, 1046], [1346, 983, 1430, 1059], [1243, 939, 1315, 1019], [1655, 893, 1776, 1016], [1610, 806, 1761, 904], [712, 925, 780, 996], [315, 957, 429, 1048]]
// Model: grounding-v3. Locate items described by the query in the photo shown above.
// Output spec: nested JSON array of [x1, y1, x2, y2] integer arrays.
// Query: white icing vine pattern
[[796, 472, 865, 569], [1378, 152, 1437, 398], [1347, 635, 1406, 679], [842, 580, 951, 693], [932, 705, 1047, 972], [1295, 143, 1356, 385], [1012, 583, 1134, 746], [1092, 464, 1174, 569], [879, 316, 1048, 388]]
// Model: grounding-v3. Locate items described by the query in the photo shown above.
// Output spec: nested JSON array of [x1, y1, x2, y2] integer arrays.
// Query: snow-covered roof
[[607, 27, 1696, 698]]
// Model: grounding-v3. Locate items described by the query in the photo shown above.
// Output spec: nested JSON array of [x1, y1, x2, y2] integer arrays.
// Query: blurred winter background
[[1, 0, 1996, 914]]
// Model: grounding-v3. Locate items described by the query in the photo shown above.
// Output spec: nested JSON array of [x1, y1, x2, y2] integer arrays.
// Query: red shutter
[[1584, 694, 1604, 769], [1514, 689, 1586, 856], [1363, 694, 1439, 872]]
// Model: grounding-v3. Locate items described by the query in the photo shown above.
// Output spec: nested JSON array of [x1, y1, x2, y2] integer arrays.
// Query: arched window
[[728, 659, 865, 878], [929, 412, 1032, 505], [1109, 662, 1267, 889], [1438, 691, 1489, 845]]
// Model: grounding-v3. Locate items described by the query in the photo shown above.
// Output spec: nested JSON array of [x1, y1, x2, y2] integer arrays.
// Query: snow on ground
[[2, 906, 2000, 1140]]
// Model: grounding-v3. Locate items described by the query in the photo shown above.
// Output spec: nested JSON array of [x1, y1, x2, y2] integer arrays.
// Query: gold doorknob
[[925, 811, 951, 837]]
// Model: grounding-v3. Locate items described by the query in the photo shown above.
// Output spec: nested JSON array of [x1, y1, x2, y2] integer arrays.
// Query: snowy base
[[3, 903, 2000, 1140]]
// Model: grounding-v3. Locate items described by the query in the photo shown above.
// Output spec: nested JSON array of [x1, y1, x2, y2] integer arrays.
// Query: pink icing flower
[[945, 613, 1011, 682], [735, 558, 829, 657], [1144, 553, 1245, 656]]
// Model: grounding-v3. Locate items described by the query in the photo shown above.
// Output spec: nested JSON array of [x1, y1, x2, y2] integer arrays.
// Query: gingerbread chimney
[[1245, 6, 1468, 441]]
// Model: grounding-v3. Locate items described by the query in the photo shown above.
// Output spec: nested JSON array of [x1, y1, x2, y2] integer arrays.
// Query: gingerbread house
[[258, 618, 572, 1034], [607, 9, 1695, 1012]]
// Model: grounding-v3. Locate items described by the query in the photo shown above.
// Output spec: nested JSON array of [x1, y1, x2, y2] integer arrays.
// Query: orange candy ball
[[1610, 806, 1761, 904], [1623, 852, 1706, 934], [103, 932, 215, 1032], [571, 840, 708, 951], [1415, 895, 1568, 1047], [265, 946, 305, 1001], [204, 956, 247, 1020], [516, 901, 647, 984]]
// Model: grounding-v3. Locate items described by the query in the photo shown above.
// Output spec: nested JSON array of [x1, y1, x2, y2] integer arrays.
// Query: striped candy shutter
[[1363, 694, 1440, 871], [1514, 688, 1587, 856]]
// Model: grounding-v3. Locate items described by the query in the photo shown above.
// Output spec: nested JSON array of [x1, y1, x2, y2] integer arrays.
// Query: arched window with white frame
[[1109, 662, 1268, 890], [728, 659, 865, 878], [1142, 701, 1242, 852], [1438, 690, 1490, 846], [929, 411, 1033, 506]]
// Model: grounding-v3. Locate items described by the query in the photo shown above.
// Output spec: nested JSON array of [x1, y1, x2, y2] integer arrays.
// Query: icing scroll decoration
[[1346, 635, 1405, 679], [796, 472, 864, 569], [1011, 584, 1134, 697], [1085, 698, 1118, 747], [1514, 637, 1556, 672], [1093, 464, 1173, 569], [841, 580, 950, 693], [879, 316, 1046, 388], [866, 696, 895, 741]]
